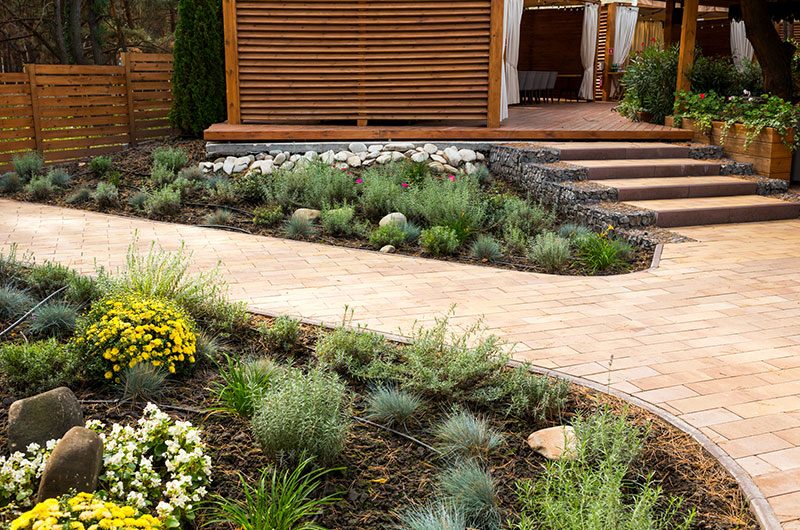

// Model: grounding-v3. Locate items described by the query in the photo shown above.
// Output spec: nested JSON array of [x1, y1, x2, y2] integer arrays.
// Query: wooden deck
[[204, 102, 694, 142]]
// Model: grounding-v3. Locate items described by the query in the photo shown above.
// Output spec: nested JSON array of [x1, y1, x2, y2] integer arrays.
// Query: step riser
[[588, 164, 722, 179], [616, 182, 757, 201], [655, 204, 800, 228], [559, 147, 691, 161]]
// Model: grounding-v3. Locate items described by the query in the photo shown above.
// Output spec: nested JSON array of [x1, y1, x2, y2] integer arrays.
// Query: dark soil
[[1, 138, 654, 276], [0, 314, 756, 530]]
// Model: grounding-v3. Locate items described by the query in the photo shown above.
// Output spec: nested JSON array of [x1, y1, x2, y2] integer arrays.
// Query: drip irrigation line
[[184, 202, 255, 217], [0, 286, 67, 339], [352, 415, 440, 454], [197, 224, 253, 235]]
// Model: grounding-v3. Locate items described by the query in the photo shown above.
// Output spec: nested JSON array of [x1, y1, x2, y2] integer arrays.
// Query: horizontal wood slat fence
[[223, 0, 504, 127], [0, 53, 173, 170]]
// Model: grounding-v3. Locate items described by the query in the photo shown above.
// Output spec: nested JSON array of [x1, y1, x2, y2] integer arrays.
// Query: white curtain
[[500, 0, 523, 121], [579, 3, 598, 101], [730, 20, 754, 71], [613, 6, 639, 68]]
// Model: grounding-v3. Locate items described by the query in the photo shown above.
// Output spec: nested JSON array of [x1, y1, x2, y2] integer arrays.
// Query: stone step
[[623, 196, 800, 228], [599, 176, 757, 201], [544, 141, 692, 160], [574, 158, 722, 179]]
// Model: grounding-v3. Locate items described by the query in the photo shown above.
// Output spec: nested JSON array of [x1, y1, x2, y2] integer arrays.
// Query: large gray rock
[[385, 142, 415, 152], [293, 208, 321, 222], [348, 142, 368, 154], [8, 387, 84, 452], [526, 426, 577, 460], [379, 212, 407, 227], [443, 147, 462, 166], [37, 427, 103, 502], [458, 148, 478, 163], [273, 152, 287, 165]]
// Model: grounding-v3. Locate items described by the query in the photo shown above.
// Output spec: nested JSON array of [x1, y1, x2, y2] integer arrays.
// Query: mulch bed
[[0, 314, 757, 530], [1, 138, 654, 276]]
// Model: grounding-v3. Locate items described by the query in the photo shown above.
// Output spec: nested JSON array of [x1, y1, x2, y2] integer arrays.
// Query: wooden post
[[663, 0, 676, 46], [24, 64, 44, 155], [487, 0, 504, 128], [121, 52, 138, 146], [601, 2, 617, 101], [675, 0, 698, 94], [222, 0, 241, 124]]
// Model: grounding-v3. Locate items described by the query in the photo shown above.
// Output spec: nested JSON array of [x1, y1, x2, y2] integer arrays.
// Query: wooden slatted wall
[[229, 0, 498, 125], [0, 53, 172, 170], [594, 5, 608, 101]]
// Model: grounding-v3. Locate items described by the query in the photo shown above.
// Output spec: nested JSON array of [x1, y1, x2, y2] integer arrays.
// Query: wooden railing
[[0, 53, 172, 170]]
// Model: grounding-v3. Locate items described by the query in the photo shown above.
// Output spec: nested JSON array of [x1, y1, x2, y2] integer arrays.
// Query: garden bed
[[0, 139, 653, 276], [0, 244, 758, 530]]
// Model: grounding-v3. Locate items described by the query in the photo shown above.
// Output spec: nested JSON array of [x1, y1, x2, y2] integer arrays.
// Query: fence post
[[24, 64, 44, 155], [121, 52, 138, 146]]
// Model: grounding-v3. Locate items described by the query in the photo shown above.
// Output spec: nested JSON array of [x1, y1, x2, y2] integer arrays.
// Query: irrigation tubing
[[0, 286, 67, 339], [353, 415, 440, 454], [184, 202, 255, 217], [197, 224, 253, 235]]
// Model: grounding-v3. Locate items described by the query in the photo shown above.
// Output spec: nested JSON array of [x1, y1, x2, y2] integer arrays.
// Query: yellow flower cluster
[[11, 493, 162, 530], [75, 294, 197, 381]]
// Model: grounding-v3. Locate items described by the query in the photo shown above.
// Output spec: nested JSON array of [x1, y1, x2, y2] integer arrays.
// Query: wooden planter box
[[665, 117, 794, 181]]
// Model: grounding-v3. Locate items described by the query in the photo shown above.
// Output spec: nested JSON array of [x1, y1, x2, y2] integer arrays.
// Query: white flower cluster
[[86, 403, 212, 523], [0, 404, 211, 525]]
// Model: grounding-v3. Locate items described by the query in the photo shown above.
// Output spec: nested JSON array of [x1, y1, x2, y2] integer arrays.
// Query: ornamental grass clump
[[400, 501, 467, 530], [11, 493, 162, 530], [577, 232, 634, 273], [0, 172, 22, 193], [46, 168, 71, 188], [24, 175, 55, 200], [315, 324, 386, 376], [74, 293, 197, 381], [119, 362, 168, 403], [529, 232, 571, 273], [11, 151, 43, 182], [0, 285, 35, 321], [28, 301, 78, 339], [144, 186, 181, 217], [486, 364, 569, 423], [470, 235, 502, 262], [434, 409, 504, 462], [259, 315, 301, 354], [211, 354, 281, 418], [204, 208, 232, 225], [0, 339, 81, 396], [440, 460, 501, 530], [66, 186, 91, 204], [93, 181, 119, 207], [152, 146, 189, 173], [365, 385, 423, 429], [252, 366, 350, 464]]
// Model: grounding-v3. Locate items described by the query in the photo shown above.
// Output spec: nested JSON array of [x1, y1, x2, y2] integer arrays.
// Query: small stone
[[411, 151, 429, 163], [458, 149, 477, 163], [384, 142, 415, 152], [212, 162, 223, 173], [8, 387, 84, 453], [289, 154, 302, 162], [304, 151, 318, 161], [349, 142, 368, 154], [526, 426, 577, 460], [464, 162, 477, 175], [428, 162, 445, 173], [335, 162, 349, 170], [379, 212, 407, 227], [358, 151, 368, 161], [346, 155, 362, 167], [379, 245, 396, 253], [334, 151, 351, 162], [293, 208, 321, 222], [199, 162, 214, 173], [37, 427, 103, 502], [232, 162, 248, 174], [320, 150, 335, 164], [404, 149, 417, 158], [423, 143, 438, 154], [255, 153, 266, 161], [214, 157, 225, 164], [476, 152, 485, 161], [273, 152, 287, 165], [365, 150, 381, 160], [251, 160, 274, 175], [443, 147, 462, 166], [222, 157, 235, 175], [363, 158, 376, 166], [367, 144, 384, 153], [443, 164, 459, 173], [430, 154, 447, 164], [282, 161, 295, 171], [390, 151, 405, 161], [376, 154, 392, 164], [269, 149, 283, 156]]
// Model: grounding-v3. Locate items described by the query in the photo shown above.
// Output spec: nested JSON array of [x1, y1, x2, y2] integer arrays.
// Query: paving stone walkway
[[2, 198, 799, 528]]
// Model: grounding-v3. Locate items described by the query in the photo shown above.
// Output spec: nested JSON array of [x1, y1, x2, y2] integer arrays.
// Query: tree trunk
[[88, 0, 105, 64], [53, 0, 71, 63], [740, 0, 794, 99], [68, 0, 86, 64]]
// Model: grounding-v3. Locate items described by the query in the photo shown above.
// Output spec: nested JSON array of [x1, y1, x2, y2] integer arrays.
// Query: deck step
[[575, 158, 722, 179], [623, 196, 800, 228], [599, 176, 757, 201], [545, 141, 692, 160]]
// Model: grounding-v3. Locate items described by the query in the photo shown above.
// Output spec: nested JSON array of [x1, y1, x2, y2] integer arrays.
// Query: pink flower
[[650, 37, 657, 42], [401, 182, 409, 188], [355, 178, 363, 184], [699, 93, 706, 100], [448, 174, 456, 182]]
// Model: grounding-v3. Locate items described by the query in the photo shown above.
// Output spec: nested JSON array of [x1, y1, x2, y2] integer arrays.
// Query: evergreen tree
[[169, 0, 226, 136]]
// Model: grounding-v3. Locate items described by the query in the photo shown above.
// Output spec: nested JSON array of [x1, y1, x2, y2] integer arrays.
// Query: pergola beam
[[675, 0, 698, 94]]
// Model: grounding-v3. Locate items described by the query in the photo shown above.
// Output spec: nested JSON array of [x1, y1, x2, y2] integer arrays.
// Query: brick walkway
[[2, 198, 799, 528]]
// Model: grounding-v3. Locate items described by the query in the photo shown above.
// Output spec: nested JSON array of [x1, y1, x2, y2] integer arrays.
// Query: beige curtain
[[631, 20, 664, 56]]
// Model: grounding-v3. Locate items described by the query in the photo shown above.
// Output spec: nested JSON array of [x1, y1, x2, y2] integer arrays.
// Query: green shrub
[[251, 366, 350, 463], [119, 363, 168, 403], [66, 187, 92, 204], [65, 274, 101, 305], [253, 205, 284, 227], [420, 226, 460, 256], [284, 215, 315, 240], [29, 302, 78, 339], [434, 409, 504, 462], [400, 502, 467, 530], [470, 235, 502, 262], [12, 151, 44, 182], [0, 339, 81, 396], [300, 162, 358, 209], [440, 460, 501, 530], [321, 206, 355, 236], [369, 224, 406, 249], [195, 331, 224, 363], [359, 170, 405, 220], [233, 171, 270, 203], [577, 234, 633, 273], [0, 286, 35, 321], [152, 146, 189, 173], [502, 197, 553, 236], [503, 226, 529, 256], [0, 172, 22, 193], [513, 410, 695, 530], [619, 44, 679, 124], [407, 175, 485, 241], [690, 55, 740, 97], [144, 186, 181, 217], [529, 232, 570, 273], [27, 261, 77, 296], [316, 325, 386, 376], [150, 162, 176, 187], [178, 165, 205, 182], [477, 364, 569, 422], [212, 354, 281, 418], [103, 169, 122, 187], [206, 458, 342, 530], [127, 191, 149, 210], [93, 182, 119, 207], [259, 316, 301, 355], [557, 223, 593, 243], [89, 156, 113, 178], [46, 168, 72, 188], [204, 208, 232, 225], [271, 168, 309, 210], [25, 175, 55, 200], [365, 385, 422, 428], [207, 178, 239, 205]]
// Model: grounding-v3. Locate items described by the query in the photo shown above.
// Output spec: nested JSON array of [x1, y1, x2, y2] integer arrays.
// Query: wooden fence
[[0, 53, 172, 170]]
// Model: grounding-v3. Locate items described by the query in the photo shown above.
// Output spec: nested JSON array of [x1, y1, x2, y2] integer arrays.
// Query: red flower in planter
[[401, 182, 409, 188], [355, 178, 364, 184], [699, 93, 706, 99], [448, 174, 456, 182]]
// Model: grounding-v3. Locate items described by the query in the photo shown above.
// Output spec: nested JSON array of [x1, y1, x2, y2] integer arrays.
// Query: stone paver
[[2, 198, 800, 527]]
